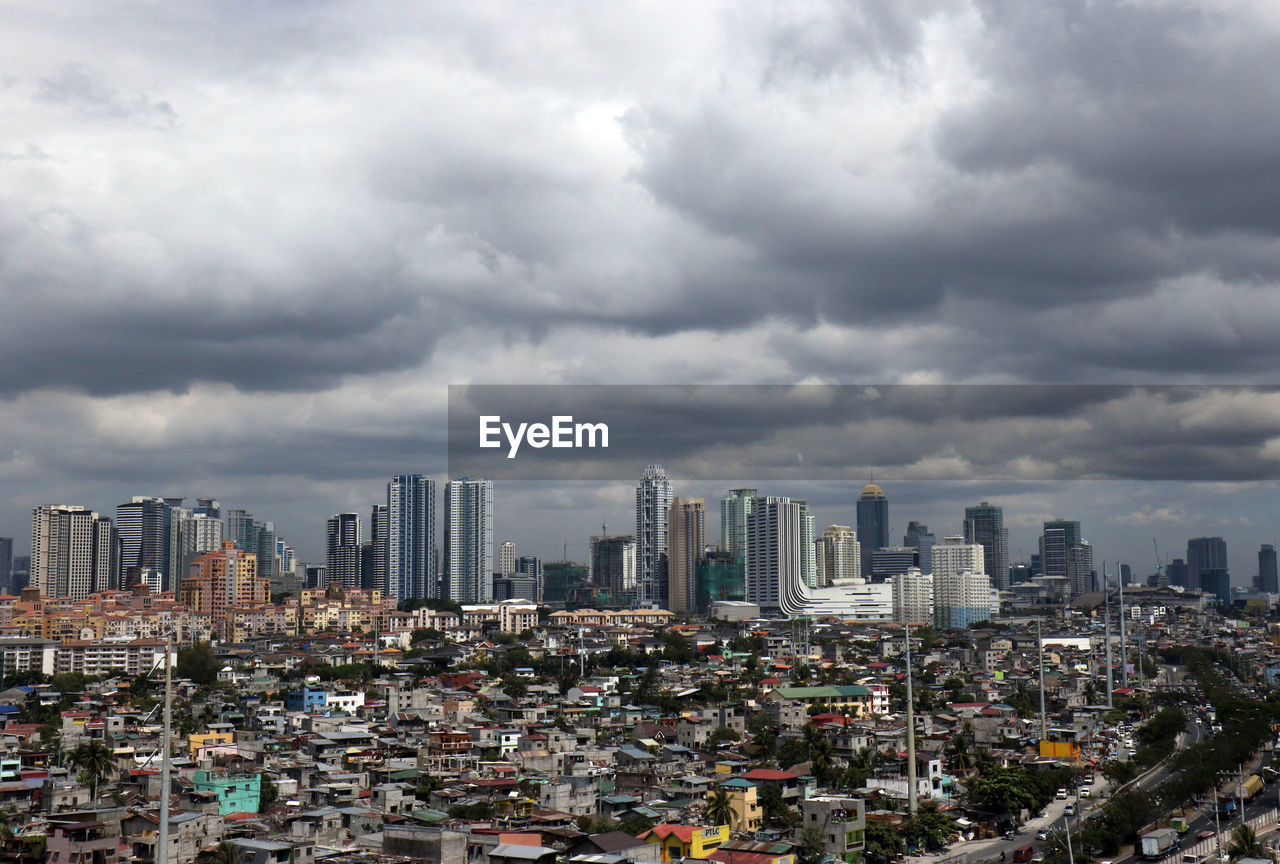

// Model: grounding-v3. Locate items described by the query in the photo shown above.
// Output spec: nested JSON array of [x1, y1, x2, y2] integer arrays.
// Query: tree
[[177, 642, 220, 685], [619, 812, 655, 835], [902, 801, 955, 853], [1227, 824, 1271, 862], [705, 726, 741, 751], [707, 787, 736, 827], [196, 842, 242, 864], [67, 741, 116, 800], [759, 784, 795, 829], [797, 824, 826, 864], [865, 820, 902, 864], [258, 773, 278, 809]]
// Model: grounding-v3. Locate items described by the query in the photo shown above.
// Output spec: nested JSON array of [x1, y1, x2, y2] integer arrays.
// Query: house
[[640, 825, 730, 862], [709, 778, 761, 833], [800, 796, 866, 862]]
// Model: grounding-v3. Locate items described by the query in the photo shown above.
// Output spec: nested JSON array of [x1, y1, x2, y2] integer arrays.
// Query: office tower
[[304, 564, 327, 589], [1200, 568, 1230, 605], [1259, 545, 1278, 594], [720, 489, 757, 561], [636, 464, 674, 607], [10, 556, 29, 593], [667, 497, 706, 613], [696, 550, 746, 612], [745, 496, 806, 611], [365, 504, 388, 592], [871, 547, 917, 580], [0, 537, 11, 595], [225, 509, 255, 553], [1040, 519, 1092, 595], [1009, 563, 1031, 585], [498, 541, 516, 576], [1068, 541, 1094, 595], [255, 521, 279, 590], [493, 573, 537, 601], [326, 513, 363, 589], [517, 555, 543, 602], [903, 521, 936, 575], [856, 480, 889, 579], [1165, 558, 1188, 589], [31, 505, 116, 599], [892, 568, 933, 624], [170, 511, 224, 585], [591, 535, 636, 599], [1120, 563, 1133, 586], [797, 500, 816, 589], [963, 502, 1010, 590], [116, 497, 169, 590], [387, 475, 438, 601], [1186, 537, 1228, 594], [816, 525, 861, 586], [444, 477, 494, 604], [193, 498, 222, 519]]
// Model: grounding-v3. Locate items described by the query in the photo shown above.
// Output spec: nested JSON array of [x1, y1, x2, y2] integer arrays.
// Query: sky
[[4, 2, 1280, 581]]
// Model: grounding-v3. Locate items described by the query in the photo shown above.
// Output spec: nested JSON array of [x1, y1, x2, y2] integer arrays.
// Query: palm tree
[[706, 787, 736, 828], [196, 841, 242, 864], [1227, 824, 1271, 862], [67, 741, 116, 800]]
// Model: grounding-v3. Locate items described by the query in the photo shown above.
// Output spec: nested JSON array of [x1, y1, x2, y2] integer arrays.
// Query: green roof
[[772, 685, 870, 698]]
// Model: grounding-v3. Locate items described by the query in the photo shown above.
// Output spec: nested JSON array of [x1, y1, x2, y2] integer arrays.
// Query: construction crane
[[1153, 538, 1164, 581]]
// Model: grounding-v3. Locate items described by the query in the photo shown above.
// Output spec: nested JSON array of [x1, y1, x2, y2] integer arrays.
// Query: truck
[[1241, 774, 1264, 803], [1141, 828, 1179, 860]]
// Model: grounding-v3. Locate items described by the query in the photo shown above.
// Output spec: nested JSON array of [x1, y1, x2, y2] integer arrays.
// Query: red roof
[[642, 824, 697, 843], [743, 769, 798, 781]]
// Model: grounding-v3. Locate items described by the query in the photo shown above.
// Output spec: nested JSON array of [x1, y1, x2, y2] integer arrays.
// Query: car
[[1036, 830, 1050, 841], [1004, 832, 1017, 840], [1064, 804, 1077, 816], [1196, 831, 1215, 841], [1056, 788, 1068, 799]]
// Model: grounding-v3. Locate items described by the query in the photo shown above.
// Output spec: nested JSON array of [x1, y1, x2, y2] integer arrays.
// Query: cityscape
[[2, 467, 1280, 864]]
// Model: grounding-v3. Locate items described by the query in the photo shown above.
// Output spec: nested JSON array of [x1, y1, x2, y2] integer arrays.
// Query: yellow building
[[189, 731, 235, 757], [709, 780, 761, 832], [641, 825, 729, 862]]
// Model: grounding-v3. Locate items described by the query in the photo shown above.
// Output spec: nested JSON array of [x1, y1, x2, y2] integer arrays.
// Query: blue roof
[[722, 778, 757, 788], [0, 705, 20, 714]]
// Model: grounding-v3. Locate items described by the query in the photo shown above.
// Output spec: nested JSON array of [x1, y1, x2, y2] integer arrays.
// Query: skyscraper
[[498, 541, 517, 576], [892, 568, 933, 624], [170, 511, 224, 585], [31, 505, 116, 599], [667, 497, 706, 613], [1259, 544, 1278, 594], [720, 488, 757, 561], [745, 496, 805, 611], [963, 502, 1009, 590], [116, 497, 169, 590], [0, 537, 11, 595], [366, 504, 388, 592], [816, 525, 861, 586], [591, 534, 637, 599], [636, 465, 674, 607], [1040, 519, 1091, 595], [326, 513, 363, 589], [903, 521, 935, 574], [1186, 537, 1228, 594], [387, 474, 437, 601], [856, 480, 889, 579], [444, 477, 494, 604]]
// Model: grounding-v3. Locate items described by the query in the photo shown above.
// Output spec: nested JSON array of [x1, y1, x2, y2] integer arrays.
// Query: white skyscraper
[[445, 477, 494, 604], [892, 567, 933, 625], [635, 464, 674, 607], [498, 541, 517, 576], [387, 475, 437, 600], [745, 496, 806, 611], [931, 536, 985, 580], [816, 525, 862, 586], [31, 505, 115, 599], [720, 488, 757, 561]]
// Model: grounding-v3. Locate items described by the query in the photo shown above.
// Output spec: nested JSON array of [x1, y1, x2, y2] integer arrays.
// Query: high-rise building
[[932, 536, 985, 581], [745, 496, 806, 611], [590, 535, 636, 600], [1186, 537, 1228, 594], [516, 555, 543, 603], [193, 498, 222, 519], [636, 465, 674, 607], [180, 540, 269, 638], [116, 497, 169, 591], [892, 568, 933, 624], [871, 547, 917, 580], [31, 505, 116, 599], [170, 511, 224, 585], [498, 541, 517, 576], [1165, 558, 1188, 589], [255, 521, 279, 590], [720, 489, 757, 561], [903, 521, 935, 574], [444, 478, 494, 604], [1040, 519, 1092, 595], [387, 475, 437, 601], [934, 570, 994, 630], [695, 551, 745, 612], [963, 502, 1009, 590], [1068, 542, 1094, 595], [856, 481, 889, 579], [10, 555, 29, 593], [1259, 545, 1278, 594], [225, 509, 256, 554], [667, 497, 706, 613], [1200, 568, 1230, 605], [816, 525, 861, 586], [0, 537, 11, 595], [542, 562, 586, 605], [366, 504, 388, 592], [326, 513, 363, 589]]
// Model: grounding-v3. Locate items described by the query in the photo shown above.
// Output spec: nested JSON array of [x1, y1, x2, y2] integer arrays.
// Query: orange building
[[180, 541, 269, 638]]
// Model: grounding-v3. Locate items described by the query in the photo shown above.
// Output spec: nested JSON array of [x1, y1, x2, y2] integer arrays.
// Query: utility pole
[[1119, 575, 1128, 689], [158, 633, 172, 864], [1038, 619, 1048, 744], [1105, 567, 1114, 709], [905, 622, 918, 817]]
